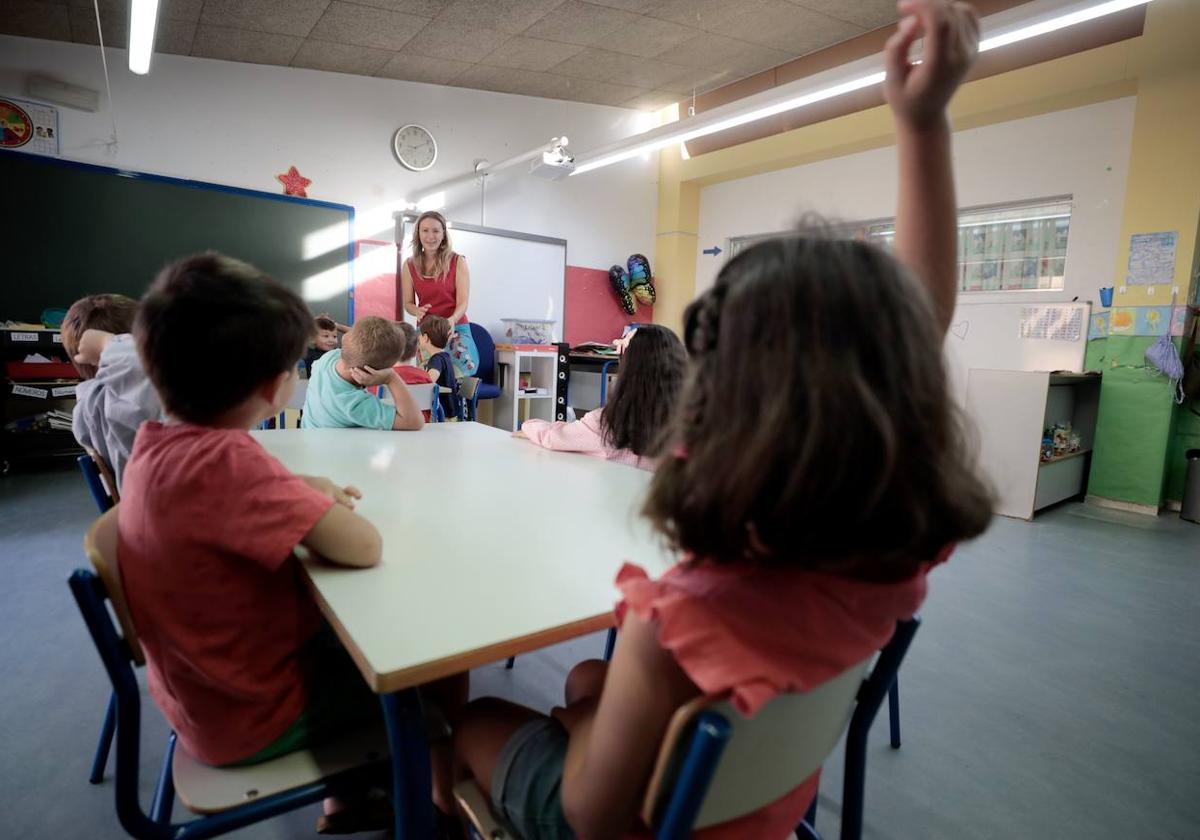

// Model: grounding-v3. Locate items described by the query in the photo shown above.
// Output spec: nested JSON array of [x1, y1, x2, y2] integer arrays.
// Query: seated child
[[419, 315, 461, 420], [119, 252, 385, 773], [515, 324, 685, 470], [302, 315, 424, 430], [62, 293, 163, 489], [302, 315, 341, 376], [452, 4, 992, 838], [393, 321, 439, 421]]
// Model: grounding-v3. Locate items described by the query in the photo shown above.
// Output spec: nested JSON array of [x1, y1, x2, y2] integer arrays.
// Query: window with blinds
[[727, 196, 1072, 293]]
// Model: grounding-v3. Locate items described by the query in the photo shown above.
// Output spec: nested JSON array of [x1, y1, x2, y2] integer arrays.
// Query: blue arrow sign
[[702, 245, 722, 256]]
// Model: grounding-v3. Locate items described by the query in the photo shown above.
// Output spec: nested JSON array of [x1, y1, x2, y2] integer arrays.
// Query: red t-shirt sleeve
[[207, 437, 336, 571]]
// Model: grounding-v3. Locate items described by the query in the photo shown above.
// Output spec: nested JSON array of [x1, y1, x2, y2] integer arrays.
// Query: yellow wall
[[652, 22, 1147, 332]]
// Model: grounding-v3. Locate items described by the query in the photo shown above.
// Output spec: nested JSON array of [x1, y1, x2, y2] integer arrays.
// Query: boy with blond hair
[[302, 315, 423, 430]]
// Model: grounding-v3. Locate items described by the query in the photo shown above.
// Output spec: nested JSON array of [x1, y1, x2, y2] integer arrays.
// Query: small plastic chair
[[458, 619, 919, 840], [69, 509, 391, 839], [466, 323, 501, 421], [77, 452, 118, 784]]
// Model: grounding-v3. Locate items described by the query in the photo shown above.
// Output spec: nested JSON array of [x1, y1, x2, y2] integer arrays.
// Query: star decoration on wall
[[276, 165, 311, 198]]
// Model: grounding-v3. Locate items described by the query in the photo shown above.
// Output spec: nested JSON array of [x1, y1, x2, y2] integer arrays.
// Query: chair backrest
[[469, 322, 495, 384], [78, 452, 116, 512], [83, 507, 146, 666], [286, 379, 308, 411], [641, 659, 870, 832]]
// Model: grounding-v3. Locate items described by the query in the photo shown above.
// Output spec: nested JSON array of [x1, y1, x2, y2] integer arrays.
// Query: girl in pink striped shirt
[[515, 325, 686, 470]]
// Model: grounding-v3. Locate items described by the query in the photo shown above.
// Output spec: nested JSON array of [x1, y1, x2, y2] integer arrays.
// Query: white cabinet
[[492, 347, 560, 432], [965, 370, 1101, 520]]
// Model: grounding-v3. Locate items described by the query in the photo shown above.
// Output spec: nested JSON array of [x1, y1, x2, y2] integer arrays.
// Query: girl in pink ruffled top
[[515, 325, 687, 471], [453, 4, 992, 838]]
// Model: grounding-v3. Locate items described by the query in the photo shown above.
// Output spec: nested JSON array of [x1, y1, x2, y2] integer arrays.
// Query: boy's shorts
[[491, 717, 575, 840], [225, 627, 380, 767]]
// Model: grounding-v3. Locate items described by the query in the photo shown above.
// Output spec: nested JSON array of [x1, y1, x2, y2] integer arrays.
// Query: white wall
[[694, 98, 1137, 396], [0, 35, 656, 271]]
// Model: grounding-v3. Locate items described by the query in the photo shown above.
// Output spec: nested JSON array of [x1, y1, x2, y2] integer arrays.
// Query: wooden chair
[[69, 509, 391, 839], [457, 619, 919, 840]]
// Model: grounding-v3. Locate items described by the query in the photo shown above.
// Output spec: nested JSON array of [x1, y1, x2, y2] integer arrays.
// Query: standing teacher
[[400, 210, 480, 377]]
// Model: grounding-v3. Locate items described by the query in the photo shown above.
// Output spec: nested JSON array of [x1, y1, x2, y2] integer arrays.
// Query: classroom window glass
[[727, 197, 1072, 293]]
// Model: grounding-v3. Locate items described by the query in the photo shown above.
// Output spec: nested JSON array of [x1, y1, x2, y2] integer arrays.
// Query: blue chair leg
[[888, 678, 901, 749], [88, 692, 117, 784], [505, 657, 515, 669], [150, 732, 177, 824], [381, 689, 434, 839], [603, 627, 617, 662]]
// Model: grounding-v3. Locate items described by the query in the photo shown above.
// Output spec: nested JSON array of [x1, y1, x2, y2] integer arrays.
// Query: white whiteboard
[[396, 215, 566, 343], [944, 301, 1091, 402]]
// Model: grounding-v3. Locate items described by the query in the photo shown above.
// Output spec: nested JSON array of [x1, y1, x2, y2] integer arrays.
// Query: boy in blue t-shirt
[[302, 316, 424, 430]]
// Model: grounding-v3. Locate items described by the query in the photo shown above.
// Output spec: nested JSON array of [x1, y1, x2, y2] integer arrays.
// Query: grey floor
[[2, 464, 1197, 839]]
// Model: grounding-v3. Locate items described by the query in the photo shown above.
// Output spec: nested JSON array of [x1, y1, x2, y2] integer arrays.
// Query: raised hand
[[884, 0, 980, 130]]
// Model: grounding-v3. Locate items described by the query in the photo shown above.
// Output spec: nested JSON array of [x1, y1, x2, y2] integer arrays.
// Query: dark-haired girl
[[453, 4, 991, 838], [516, 325, 686, 471]]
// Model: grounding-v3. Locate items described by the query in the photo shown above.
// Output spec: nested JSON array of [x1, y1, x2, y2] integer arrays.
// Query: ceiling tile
[[622, 88, 681, 110], [346, 0, 448, 16], [435, 0, 568, 36], [158, 19, 199, 55], [452, 64, 575, 100], [199, 0, 332, 38], [523, 0, 640, 48], [292, 39, 394, 75], [586, 0, 662, 12], [481, 36, 584, 72], [405, 19, 511, 63], [645, 0, 735, 30], [559, 77, 647, 107], [377, 51, 471, 84], [0, 1, 71, 40], [551, 48, 692, 91], [658, 66, 737, 95], [605, 15, 697, 58], [657, 32, 791, 75], [788, 0, 899, 30], [191, 24, 304, 66], [716, 0, 862, 55], [66, 0, 201, 21], [309, 2, 429, 51], [67, 3, 126, 47]]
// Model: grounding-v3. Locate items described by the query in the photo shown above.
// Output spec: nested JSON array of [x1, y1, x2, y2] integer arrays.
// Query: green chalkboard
[[0, 151, 354, 324]]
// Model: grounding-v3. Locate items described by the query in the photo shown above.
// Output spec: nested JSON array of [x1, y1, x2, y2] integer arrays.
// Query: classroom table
[[252, 423, 674, 838]]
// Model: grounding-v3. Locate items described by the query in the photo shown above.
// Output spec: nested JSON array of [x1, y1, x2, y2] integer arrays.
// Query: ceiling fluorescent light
[[128, 0, 161, 75], [570, 0, 1153, 176]]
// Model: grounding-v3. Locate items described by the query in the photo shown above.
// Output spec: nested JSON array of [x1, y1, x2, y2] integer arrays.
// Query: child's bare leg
[[565, 659, 608, 706], [453, 697, 545, 798]]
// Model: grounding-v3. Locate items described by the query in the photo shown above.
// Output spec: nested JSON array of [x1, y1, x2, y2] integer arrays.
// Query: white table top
[[252, 423, 674, 693]]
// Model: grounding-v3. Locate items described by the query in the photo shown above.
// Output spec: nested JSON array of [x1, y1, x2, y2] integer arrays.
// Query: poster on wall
[[0, 96, 59, 156], [1019, 304, 1084, 341], [1125, 231, 1177, 286]]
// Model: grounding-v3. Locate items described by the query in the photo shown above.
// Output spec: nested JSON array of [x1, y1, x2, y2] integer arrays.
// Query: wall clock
[[393, 124, 437, 172]]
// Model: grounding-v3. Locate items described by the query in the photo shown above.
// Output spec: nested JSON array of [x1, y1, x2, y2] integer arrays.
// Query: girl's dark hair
[[644, 235, 993, 581], [136, 253, 312, 424], [600, 324, 687, 457]]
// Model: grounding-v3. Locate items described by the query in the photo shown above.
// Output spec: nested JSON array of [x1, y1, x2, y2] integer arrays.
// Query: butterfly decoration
[[609, 254, 656, 315]]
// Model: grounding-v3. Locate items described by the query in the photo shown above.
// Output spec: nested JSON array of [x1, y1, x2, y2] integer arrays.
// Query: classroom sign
[[0, 96, 59, 156]]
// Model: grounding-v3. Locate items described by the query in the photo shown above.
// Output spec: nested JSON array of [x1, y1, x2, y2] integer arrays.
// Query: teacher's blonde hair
[[410, 210, 454, 280]]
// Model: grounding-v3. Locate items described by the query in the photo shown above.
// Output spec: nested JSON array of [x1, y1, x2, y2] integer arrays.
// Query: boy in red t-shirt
[[393, 321, 438, 421]]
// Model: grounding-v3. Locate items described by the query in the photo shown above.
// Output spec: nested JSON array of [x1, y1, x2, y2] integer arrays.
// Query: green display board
[[0, 151, 354, 324]]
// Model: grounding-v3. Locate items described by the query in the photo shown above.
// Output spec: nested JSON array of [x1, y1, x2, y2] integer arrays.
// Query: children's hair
[[644, 234, 993, 581], [315, 316, 337, 332], [341, 316, 405, 370], [410, 210, 453, 279], [62, 294, 139, 380], [420, 315, 452, 350], [135, 253, 311, 424], [397, 321, 420, 362], [601, 325, 687, 457]]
